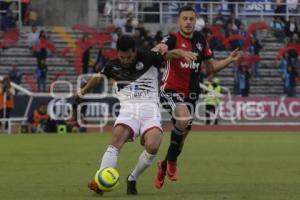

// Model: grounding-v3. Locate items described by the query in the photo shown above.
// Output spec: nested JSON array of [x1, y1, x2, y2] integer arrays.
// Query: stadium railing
[[102, 0, 300, 25], [0, 0, 22, 30]]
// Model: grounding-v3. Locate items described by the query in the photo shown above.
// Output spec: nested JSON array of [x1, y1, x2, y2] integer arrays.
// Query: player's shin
[[128, 150, 156, 181], [100, 145, 119, 169], [166, 126, 185, 162]]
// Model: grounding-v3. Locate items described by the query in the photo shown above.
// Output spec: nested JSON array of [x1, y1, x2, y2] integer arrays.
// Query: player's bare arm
[[204, 48, 241, 74], [165, 49, 197, 63], [152, 43, 197, 63], [152, 43, 169, 55], [78, 73, 102, 97]]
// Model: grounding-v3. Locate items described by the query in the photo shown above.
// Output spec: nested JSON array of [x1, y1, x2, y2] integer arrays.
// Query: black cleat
[[126, 175, 138, 195]]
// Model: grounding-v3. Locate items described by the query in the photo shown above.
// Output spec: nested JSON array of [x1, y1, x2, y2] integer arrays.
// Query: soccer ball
[[94, 167, 120, 192]]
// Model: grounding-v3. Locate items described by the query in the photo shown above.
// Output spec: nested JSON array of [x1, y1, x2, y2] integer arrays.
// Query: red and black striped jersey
[[160, 31, 213, 98]]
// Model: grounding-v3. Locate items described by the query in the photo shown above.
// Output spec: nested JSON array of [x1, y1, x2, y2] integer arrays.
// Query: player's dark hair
[[117, 35, 136, 52], [178, 5, 196, 16]]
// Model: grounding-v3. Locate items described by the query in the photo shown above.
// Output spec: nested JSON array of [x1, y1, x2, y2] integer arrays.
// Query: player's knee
[[110, 136, 125, 150], [175, 119, 190, 130], [174, 105, 191, 130], [144, 140, 160, 154]]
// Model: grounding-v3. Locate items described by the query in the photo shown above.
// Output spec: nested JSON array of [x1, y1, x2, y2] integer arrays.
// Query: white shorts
[[114, 102, 162, 140]]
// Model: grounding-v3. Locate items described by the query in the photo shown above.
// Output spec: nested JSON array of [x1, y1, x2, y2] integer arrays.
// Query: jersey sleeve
[[202, 38, 213, 60], [148, 51, 164, 66], [160, 33, 176, 50], [100, 61, 113, 79]]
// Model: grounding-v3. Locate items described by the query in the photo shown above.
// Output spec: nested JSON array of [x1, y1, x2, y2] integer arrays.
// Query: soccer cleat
[[166, 161, 177, 181], [88, 180, 104, 195], [126, 175, 138, 195], [154, 160, 166, 189]]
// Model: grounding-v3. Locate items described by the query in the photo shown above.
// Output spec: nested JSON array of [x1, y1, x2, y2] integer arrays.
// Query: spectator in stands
[[81, 34, 91, 74], [135, 19, 146, 38], [123, 18, 134, 35], [238, 64, 251, 97], [283, 65, 298, 97], [226, 23, 241, 50], [0, 76, 15, 130], [270, 16, 286, 42], [208, 25, 225, 51], [195, 14, 207, 31], [213, 11, 225, 27], [233, 64, 240, 95], [24, 6, 38, 26], [26, 25, 39, 50], [8, 64, 22, 85], [237, 23, 247, 47], [248, 36, 262, 76], [30, 105, 49, 133], [37, 30, 48, 61], [290, 32, 300, 43], [46, 30, 54, 57], [288, 34, 299, 67], [285, 16, 299, 39], [21, 0, 31, 25], [225, 11, 242, 32], [280, 52, 289, 76], [113, 12, 126, 29], [0, 10, 16, 31], [35, 59, 48, 92], [132, 29, 143, 50], [111, 27, 122, 49]]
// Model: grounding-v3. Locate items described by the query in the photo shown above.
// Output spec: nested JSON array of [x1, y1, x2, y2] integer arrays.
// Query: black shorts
[[160, 89, 197, 130]]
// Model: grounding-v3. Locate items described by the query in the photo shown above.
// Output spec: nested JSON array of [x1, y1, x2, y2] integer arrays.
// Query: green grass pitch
[[1, 132, 300, 200]]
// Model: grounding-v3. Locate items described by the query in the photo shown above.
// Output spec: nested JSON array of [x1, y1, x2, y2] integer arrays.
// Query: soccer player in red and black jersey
[[154, 5, 241, 189]]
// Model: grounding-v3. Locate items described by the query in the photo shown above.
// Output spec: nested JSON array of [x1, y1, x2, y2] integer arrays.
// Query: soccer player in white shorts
[[79, 35, 193, 195]]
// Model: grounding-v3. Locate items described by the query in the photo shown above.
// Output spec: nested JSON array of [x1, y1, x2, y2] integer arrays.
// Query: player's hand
[[152, 43, 168, 55], [229, 48, 242, 62], [74, 89, 84, 99], [181, 50, 197, 63]]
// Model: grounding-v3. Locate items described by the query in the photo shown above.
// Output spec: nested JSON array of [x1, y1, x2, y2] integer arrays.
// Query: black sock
[[165, 127, 185, 162]]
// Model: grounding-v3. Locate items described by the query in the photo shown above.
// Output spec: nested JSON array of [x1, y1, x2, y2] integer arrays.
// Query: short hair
[[116, 35, 136, 52], [178, 5, 196, 16]]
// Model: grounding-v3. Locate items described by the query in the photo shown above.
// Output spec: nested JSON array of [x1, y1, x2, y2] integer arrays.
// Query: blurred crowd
[[0, 0, 37, 31]]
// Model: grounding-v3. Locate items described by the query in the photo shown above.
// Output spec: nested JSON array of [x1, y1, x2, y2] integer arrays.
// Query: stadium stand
[[0, 25, 298, 96]]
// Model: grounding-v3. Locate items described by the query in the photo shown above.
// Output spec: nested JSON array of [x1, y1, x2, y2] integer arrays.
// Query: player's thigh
[[112, 112, 139, 149], [140, 116, 162, 154], [110, 124, 133, 149]]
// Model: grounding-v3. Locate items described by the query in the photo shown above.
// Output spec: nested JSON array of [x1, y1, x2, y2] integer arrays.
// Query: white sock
[[100, 145, 119, 169], [128, 150, 156, 181]]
